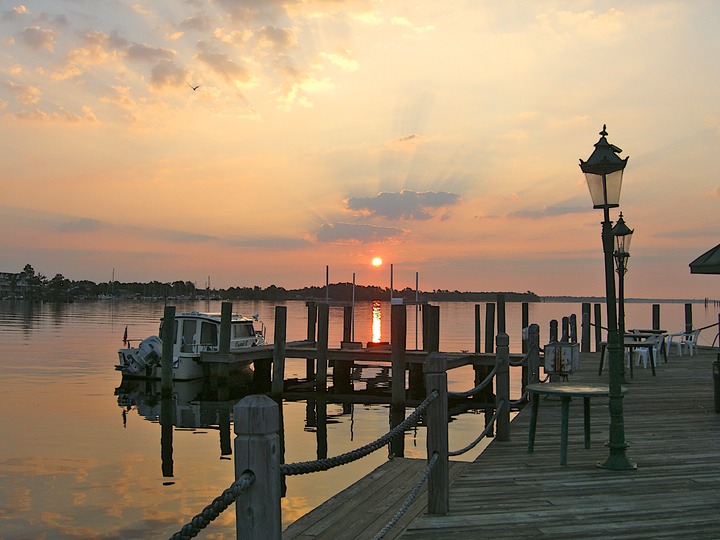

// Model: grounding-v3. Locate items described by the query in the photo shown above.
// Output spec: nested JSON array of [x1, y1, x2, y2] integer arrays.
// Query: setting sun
[[371, 257, 383, 267]]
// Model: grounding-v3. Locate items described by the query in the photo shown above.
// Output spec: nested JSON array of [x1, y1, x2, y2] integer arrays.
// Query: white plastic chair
[[666, 329, 699, 356], [632, 334, 663, 369]]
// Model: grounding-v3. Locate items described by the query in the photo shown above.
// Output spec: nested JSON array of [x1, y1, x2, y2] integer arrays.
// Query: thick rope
[[448, 365, 498, 398], [169, 471, 255, 540], [281, 390, 439, 476], [371, 452, 440, 540], [509, 389, 529, 408], [448, 403, 502, 456], [508, 350, 531, 367]]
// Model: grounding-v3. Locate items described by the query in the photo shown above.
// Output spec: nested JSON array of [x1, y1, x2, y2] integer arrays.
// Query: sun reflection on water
[[371, 300, 381, 343]]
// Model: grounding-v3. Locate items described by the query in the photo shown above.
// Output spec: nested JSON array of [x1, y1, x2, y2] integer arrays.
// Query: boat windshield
[[232, 323, 254, 338]]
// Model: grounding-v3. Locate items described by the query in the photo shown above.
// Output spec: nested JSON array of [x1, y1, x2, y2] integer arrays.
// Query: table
[[527, 382, 627, 466], [598, 339, 658, 377]]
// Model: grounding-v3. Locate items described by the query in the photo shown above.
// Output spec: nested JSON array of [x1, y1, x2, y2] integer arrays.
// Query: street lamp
[[579, 125, 636, 470], [613, 213, 634, 378]]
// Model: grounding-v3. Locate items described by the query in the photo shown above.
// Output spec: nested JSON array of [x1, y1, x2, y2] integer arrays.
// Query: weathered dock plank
[[283, 458, 468, 540], [400, 347, 720, 539], [281, 346, 720, 539]]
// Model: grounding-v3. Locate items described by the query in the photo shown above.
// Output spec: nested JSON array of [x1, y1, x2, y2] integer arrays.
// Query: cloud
[[126, 43, 175, 63], [320, 48, 359, 72], [196, 44, 250, 84], [507, 204, 588, 219], [5, 80, 41, 104], [180, 13, 212, 32], [255, 26, 297, 53], [56, 218, 105, 233], [316, 222, 406, 243], [19, 25, 56, 51], [66, 31, 126, 66], [2, 5, 31, 20], [149, 59, 189, 89], [346, 190, 462, 220]]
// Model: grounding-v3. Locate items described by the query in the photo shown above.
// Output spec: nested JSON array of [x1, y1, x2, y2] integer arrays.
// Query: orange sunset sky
[[1, 1, 719, 298]]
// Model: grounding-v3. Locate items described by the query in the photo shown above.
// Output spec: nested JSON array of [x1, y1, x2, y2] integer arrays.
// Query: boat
[[116, 311, 266, 380]]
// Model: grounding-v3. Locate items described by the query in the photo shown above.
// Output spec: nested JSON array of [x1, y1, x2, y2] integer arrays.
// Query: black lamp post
[[579, 125, 636, 470], [613, 213, 634, 367]]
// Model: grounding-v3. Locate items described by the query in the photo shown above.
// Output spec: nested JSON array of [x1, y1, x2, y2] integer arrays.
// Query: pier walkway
[[284, 347, 720, 539]]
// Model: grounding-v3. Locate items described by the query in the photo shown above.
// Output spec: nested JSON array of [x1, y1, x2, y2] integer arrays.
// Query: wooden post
[[652, 304, 661, 331], [495, 332, 510, 442], [594, 303, 602, 351], [425, 353, 448, 515], [561, 316, 569, 342], [343, 306, 352, 343], [581, 303, 591, 352], [474, 304, 481, 354], [271, 306, 287, 396], [234, 395, 282, 540], [316, 394, 328, 459], [219, 406, 232, 457], [161, 305, 176, 396], [496, 294, 506, 334], [550, 319, 559, 343], [160, 395, 174, 478], [484, 303, 495, 353], [391, 303, 407, 457], [316, 303, 329, 392], [685, 303, 693, 332], [528, 323, 540, 385], [391, 303, 407, 406], [220, 302, 232, 354], [570, 314, 577, 343], [217, 302, 232, 392], [521, 302, 529, 354], [306, 301, 317, 381]]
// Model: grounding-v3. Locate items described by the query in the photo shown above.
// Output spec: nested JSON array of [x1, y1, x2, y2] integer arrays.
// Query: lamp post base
[[598, 443, 637, 471]]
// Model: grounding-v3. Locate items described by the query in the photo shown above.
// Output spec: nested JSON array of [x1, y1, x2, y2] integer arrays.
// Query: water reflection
[[371, 300, 381, 343]]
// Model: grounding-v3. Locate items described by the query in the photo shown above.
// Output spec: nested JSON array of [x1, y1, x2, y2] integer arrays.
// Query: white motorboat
[[116, 311, 266, 380]]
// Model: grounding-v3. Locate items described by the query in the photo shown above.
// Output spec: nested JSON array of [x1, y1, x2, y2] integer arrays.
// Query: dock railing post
[[271, 306, 287, 396], [161, 305, 176, 397], [594, 303, 602, 351], [234, 395, 282, 540], [425, 352, 449, 515], [652, 304, 661, 331], [495, 332, 510, 442], [391, 303, 407, 406], [306, 301, 317, 381], [581, 303, 591, 352], [391, 303, 408, 458], [484, 303, 495, 353], [316, 303, 329, 392], [528, 323, 540, 386]]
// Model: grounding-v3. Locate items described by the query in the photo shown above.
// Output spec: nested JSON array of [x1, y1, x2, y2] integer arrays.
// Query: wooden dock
[[284, 347, 720, 539]]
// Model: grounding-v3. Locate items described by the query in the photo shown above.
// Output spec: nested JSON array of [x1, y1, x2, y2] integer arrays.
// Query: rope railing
[[371, 452, 440, 540], [509, 350, 531, 367], [448, 400, 503, 457], [280, 390, 439, 476], [509, 389, 529, 408], [448, 364, 498, 398], [170, 471, 255, 540]]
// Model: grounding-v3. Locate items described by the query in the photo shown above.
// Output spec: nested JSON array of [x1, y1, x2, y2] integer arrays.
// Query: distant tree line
[[0, 264, 541, 303]]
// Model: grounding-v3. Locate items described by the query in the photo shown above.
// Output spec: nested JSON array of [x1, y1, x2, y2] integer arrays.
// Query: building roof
[[689, 243, 720, 274]]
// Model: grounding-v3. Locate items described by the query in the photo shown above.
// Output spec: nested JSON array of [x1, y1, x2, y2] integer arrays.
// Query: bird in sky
[[188, 83, 200, 91]]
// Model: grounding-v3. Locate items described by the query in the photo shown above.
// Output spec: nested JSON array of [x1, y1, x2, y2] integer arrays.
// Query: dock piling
[[271, 306, 287, 396], [234, 395, 282, 540], [425, 353, 449, 515]]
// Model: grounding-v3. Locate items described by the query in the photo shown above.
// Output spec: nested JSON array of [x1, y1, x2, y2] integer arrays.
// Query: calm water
[[1, 299, 718, 539]]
